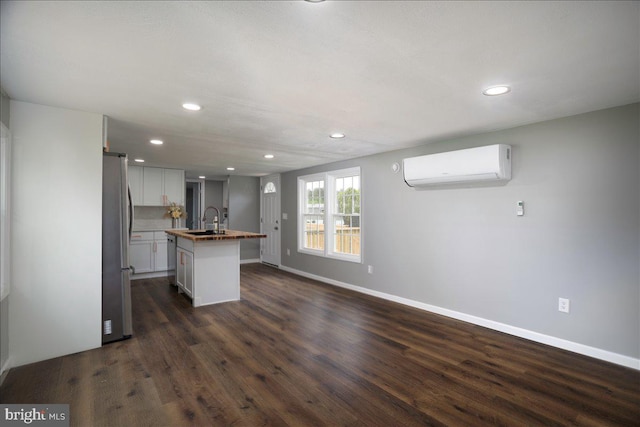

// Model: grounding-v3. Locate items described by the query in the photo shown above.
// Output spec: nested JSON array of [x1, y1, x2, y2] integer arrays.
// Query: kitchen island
[[165, 229, 266, 307]]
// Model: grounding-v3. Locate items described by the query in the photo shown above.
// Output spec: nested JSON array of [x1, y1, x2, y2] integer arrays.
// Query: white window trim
[[297, 172, 325, 258], [298, 167, 361, 263]]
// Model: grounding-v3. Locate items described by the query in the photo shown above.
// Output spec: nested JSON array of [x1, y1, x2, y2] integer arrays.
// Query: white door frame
[[260, 174, 281, 267]]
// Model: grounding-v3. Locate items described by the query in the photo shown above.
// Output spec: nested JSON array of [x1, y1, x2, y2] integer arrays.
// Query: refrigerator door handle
[[119, 156, 131, 270], [128, 186, 134, 240]]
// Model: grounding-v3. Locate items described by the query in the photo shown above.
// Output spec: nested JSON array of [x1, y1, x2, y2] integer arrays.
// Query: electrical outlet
[[558, 298, 570, 313], [367, 265, 373, 274], [286, 248, 290, 256], [104, 320, 112, 335]]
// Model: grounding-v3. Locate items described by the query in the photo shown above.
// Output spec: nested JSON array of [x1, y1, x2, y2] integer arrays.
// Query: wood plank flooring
[[2, 263, 639, 426]]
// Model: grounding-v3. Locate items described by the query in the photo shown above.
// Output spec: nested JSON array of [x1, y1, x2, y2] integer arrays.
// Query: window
[[298, 167, 361, 262], [263, 182, 276, 194]]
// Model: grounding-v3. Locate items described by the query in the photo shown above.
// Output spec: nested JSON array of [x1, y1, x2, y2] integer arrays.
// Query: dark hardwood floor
[[2, 263, 639, 426]]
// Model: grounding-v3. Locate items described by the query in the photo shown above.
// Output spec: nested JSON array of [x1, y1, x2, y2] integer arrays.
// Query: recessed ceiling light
[[226, 167, 235, 171], [134, 158, 145, 163], [304, 0, 326, 3], [264, 154, 275, 159], [198, 176, 206, 179], [483, 85, 511, 96], [150, 139, 163, 145], [330, 133, 345, 139], [182, 103, 202, 111]]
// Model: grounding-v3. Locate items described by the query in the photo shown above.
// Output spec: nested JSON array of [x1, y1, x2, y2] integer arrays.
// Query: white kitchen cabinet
[[143, 167, 164, 206], [130, 231, 170, 275], [130, 232, 154, 274], [184, 250, 193, 296], [163, 169, 185, 206], [135, 166, 185, 206], [153, 231, 168, 271], [176, 247, 194, 297], [128, 165, 143, 206]]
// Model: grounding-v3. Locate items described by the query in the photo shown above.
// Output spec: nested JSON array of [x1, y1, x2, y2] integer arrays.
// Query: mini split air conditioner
[[403, 144, 511, 189]]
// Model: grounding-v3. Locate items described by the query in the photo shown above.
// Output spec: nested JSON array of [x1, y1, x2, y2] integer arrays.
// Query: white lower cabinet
[[130, 232, 154, 274], [176, 247, 194, 297], [154, 239, 168, 271], [131, 231, 169, 275]]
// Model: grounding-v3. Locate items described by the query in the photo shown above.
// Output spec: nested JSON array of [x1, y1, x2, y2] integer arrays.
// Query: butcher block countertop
[[165, 229, 266, 242]]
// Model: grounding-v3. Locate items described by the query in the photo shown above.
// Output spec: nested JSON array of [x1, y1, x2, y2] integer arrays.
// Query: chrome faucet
[[202, 206, 220, 231]]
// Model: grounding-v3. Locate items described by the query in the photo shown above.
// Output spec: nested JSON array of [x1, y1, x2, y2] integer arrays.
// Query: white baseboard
[[279, 265, 640, 371], [240, 258, 261, 265], [131, 271, 169, 280]]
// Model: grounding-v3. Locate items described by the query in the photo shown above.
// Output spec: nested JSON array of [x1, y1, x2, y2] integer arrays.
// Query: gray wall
[[228, 176, 260, 260], [281, 103, 639, 359], [204, 179, 224, 225], [0, 89, 9, 377]]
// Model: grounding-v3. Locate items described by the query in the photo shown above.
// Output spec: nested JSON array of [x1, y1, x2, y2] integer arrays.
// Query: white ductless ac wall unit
[[403, 144, 512, 189]]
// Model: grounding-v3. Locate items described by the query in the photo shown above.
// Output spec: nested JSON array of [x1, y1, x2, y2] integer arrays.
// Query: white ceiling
[[1, 1, 638, 178]]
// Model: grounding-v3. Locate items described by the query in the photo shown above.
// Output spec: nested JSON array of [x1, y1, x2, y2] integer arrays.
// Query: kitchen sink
[[185, 230, 225, 236]]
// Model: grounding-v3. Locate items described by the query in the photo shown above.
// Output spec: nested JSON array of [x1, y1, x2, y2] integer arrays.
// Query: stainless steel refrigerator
[[102, 152, 133, 344]]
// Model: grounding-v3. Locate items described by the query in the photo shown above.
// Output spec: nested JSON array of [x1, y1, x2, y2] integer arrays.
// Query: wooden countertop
[[165, 229, 266, 242]]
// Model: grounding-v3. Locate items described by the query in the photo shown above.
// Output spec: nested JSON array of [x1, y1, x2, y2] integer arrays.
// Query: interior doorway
[[185, 180, 205, 230]]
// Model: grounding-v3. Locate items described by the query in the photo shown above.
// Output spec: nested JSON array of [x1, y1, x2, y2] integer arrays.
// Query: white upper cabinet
[[128, 165, 143, 206], [128, 166, 185, 207], [143, 167, 164, 205], [163, 168, 185, 206]]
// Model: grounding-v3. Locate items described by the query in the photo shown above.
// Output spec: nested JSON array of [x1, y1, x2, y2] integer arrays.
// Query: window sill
[[297, 247, 361, 264]]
